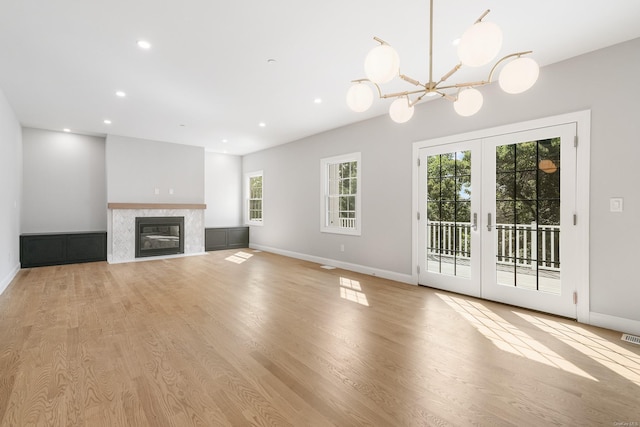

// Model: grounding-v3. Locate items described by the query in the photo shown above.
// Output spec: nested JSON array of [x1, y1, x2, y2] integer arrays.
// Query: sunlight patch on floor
[[340, 277, 369, 306], [514, 312, 640, 386], [225, 251, 254, 264], [436, 293, 597, 381]]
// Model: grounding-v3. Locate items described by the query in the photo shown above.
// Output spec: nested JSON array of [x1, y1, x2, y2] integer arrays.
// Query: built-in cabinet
[[205, 227, 249, 251], [19, 226, 249, 268], [20, 232, 107, 268]]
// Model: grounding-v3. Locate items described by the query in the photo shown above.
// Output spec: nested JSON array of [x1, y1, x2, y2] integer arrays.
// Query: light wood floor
[[1, 250, 639, 426]]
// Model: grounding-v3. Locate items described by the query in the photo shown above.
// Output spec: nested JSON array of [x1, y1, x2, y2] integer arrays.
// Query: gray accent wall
[[0, 89, 22, 293], [205, 152, 242, 227], [106, 135, 205, 204], [21, 128, 106, 233], [243, 38, 640, 324]]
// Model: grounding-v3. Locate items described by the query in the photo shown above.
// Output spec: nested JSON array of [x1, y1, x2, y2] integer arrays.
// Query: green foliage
[[249, 176, 262, 199], [427, 151, 471, 222], [337, 161, 357, 216], [249, 175, 263, 220], [495, 138, 560, 225], [427, 139, 560, 226]]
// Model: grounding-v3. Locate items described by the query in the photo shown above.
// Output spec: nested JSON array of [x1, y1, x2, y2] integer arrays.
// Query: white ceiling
[[1, 0, 639, 155]]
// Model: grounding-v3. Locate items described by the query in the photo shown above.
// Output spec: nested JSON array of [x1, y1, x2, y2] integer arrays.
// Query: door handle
[[487, 213, 493, 231], [472, 213, 478, 231]]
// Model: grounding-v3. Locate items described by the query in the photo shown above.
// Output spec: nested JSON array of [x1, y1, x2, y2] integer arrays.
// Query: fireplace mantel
[[108, 203, 206, 210]]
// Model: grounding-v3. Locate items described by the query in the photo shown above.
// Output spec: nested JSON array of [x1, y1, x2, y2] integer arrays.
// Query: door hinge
[[417, 211, 421, 221], [574, 135, 578, 148], [417, 158, 421, 167], [573, 291, 578, 304], [573, 214, 577, 225]]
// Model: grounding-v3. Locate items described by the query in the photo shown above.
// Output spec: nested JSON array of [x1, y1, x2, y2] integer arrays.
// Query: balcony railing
[[427, 221, 560, 271], [339, 217, 356, 228]]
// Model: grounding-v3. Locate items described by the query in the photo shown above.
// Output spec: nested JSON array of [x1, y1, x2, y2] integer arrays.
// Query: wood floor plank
[[1, 249, 640, 426]]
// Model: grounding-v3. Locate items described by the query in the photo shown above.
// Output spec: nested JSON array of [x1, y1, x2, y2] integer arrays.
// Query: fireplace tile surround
[[108, 203, 205, 263]]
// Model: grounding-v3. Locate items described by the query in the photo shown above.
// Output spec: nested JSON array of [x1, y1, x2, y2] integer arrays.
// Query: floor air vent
[[621, 334, 640, 345]]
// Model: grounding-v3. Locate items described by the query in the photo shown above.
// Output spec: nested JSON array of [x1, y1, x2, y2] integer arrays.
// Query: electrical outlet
[[610, 197, 623, 212], [154, 188, 160, 195]]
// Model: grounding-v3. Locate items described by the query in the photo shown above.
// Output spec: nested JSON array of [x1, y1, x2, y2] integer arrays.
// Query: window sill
[[320, 227, 361, 236]]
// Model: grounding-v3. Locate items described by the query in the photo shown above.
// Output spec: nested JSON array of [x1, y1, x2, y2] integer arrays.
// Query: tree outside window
[[245, 171, 263, 225]]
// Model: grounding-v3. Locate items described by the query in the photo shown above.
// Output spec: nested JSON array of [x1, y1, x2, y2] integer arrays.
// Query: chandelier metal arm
[[475, 10, 491, 24], [437, 81, 489, 91], [487, 51, 534, 82], [425, 3, 491, 89], [428, 0, 434, 85], [380, 88, 431, 99], [436, 63, 462, 87], [373, 36, 389, 46], [399, 74, 424, 87]]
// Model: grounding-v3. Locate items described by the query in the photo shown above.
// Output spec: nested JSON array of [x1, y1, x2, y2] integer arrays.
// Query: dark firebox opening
[[135, 216, 185, 258]]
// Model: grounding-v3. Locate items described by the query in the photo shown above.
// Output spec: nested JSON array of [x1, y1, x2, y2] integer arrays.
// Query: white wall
[[243, 38, 640, 326], [0, 89, 22, 294], [204, 152, 242, 227], [106, 135, 205, 204], [21, 128, 106, 233]]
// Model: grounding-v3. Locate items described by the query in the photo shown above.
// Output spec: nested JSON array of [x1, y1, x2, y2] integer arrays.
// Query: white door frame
[[417, 140, 482, 298], [412, 111, 591, 323]]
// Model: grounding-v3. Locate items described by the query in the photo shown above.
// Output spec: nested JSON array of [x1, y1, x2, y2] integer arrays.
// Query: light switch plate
[[610, 197, 623, 212]]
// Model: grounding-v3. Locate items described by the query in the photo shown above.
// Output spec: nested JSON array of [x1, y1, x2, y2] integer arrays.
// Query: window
[[245, 171, 263, 225], [321, 153, 361, 235]]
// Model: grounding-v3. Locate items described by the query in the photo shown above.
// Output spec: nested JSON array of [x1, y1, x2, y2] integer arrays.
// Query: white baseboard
[[0, 263, 20, 295], [589, 312, 640, 336], [249, 244, 415, 285]]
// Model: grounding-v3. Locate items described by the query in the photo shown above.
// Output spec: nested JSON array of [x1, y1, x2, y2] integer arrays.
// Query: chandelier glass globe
[[453, 88, 483, 116], [499, 57, 540, 94], [364, 44, 400, 84], [457, 21, 503, 67], [346, 83, 374, 112], [389, 97, 415, 123]]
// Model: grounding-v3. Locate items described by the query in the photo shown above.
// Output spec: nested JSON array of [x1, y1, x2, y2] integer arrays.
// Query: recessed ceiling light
[[63, 128, 71, 132], [104, 119, 112, 124], [314, 98, 322, 104], [137, 40, 151, 49], [259, 122, 266, 127], [222, 139, 228, 143], [115, 91, 126, 97]]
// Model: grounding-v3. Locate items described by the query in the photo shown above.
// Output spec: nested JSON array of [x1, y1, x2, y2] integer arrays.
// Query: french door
[[418, 140, 482, 297], [418, 123, 578, 318]]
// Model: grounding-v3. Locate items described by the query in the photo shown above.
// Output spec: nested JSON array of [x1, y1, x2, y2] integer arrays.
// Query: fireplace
[[135, 216, 184, 258]]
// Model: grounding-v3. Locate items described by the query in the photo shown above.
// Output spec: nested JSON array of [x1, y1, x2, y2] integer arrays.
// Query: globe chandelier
[[346, 0, 540, 123]]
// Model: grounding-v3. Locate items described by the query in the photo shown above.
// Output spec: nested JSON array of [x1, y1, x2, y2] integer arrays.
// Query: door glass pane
[[426, 150, 472, 278], [495, 138, 561, 294]]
